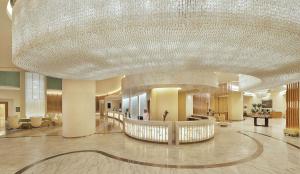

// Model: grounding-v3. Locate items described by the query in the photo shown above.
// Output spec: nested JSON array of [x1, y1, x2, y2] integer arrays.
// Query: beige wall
[[0, 90, 20, 117], [228, 92, 243, 121], [62, 80, 96, 137], [96, 76, 122, 114], [0, 72, 25, 117], [96, 76, 122, 96], [271, 90, 286, 116], [213, 96, 228, 113], [243, 96, 253, 114], [150, 88, 179, 121], [105, 99, 121, 112]]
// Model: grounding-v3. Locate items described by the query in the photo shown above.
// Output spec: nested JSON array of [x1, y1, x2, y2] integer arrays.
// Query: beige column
[[62, 80, 96, 137], [228, 92, 244, 121]]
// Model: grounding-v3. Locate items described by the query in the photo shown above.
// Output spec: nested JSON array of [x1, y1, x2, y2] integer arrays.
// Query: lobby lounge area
[[1, 0, 300, 174]]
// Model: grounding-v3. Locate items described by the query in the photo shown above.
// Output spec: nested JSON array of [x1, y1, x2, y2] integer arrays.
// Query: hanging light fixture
[[11, 0, 300, 91], [6, 0, 13, 20]]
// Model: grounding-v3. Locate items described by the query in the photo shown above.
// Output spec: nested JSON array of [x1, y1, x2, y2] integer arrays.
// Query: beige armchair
[[219, 114, 226, 121], [219, 113, 229, 127], [7, 116, 21, 129], [30, 117, 42, 128], [213, 113, 220, 121], [53, 113, 62, 126], [48, 113, 56, 120]]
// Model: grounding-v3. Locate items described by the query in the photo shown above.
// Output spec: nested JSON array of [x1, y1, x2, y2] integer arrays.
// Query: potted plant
[[251, 108, 256, 114], [257, 104, 262, 114], [243, 105, 248, 116], [252, 104, 257, 115], [162, 110, 169, 121]]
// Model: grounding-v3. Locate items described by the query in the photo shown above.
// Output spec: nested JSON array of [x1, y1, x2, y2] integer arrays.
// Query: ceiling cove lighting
[[46, 90, 62, 95], [243, 92, 255, 97], [96, 87, 121, 97], [230, 84, 240, 92], [12, 0, 300, 91]]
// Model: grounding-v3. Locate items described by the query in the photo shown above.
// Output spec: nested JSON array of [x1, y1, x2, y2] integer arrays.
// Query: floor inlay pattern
[[1, 118, 299, 174], [242, 130, 300, 150], [14, 132, 263, 173]]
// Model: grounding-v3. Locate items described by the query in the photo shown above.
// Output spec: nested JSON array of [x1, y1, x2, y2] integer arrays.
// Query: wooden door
[[0, 102, 8, 120]]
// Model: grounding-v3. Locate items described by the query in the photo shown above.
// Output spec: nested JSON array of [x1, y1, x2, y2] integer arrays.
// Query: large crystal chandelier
[[11, 0, 300, 90]]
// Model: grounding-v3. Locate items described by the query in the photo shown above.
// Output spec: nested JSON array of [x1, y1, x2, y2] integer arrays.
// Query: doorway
[[0, 102, 8, 128], [99, 100, 105, 116]]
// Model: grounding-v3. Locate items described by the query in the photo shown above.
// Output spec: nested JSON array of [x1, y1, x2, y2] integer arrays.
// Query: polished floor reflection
[[0, 117, 122, 138], [0, 118, 299, 174]]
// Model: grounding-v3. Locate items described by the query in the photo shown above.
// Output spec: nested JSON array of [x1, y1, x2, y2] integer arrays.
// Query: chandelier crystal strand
[[12, 0, 300, 90]]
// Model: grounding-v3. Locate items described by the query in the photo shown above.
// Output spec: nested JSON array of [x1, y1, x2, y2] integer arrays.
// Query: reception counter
[[124, 118, 173, 144], [106, 112, 215, 145], [175, 120, 214, 144], [106, 111, 124, 129], [107, 112, 124, 122]]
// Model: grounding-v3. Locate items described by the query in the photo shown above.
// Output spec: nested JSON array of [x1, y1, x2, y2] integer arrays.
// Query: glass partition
[[122, 98, 129, 113], [139, 93, 147, 115], [25, 72, 45, 117], [130, 96, 139, 119]]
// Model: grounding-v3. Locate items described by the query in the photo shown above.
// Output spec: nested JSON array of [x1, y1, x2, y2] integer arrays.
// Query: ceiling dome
[[12, 0, 300, 89]]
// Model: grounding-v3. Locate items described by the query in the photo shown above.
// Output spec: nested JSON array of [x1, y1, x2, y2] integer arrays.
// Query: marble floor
[[0, 117, 122, 138], [0, 117, 299, 174]]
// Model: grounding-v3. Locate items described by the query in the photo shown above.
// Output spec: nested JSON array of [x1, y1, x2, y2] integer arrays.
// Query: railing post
[[175, 122, 179, 145], [123, 118, 126, 133], [168, 122, 173, 145]]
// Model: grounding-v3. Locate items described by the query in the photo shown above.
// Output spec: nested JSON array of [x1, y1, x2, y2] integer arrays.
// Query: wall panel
[[47, 94, 62, 113], [286, 82, 300, 129], [193, 94, 210, 115]]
